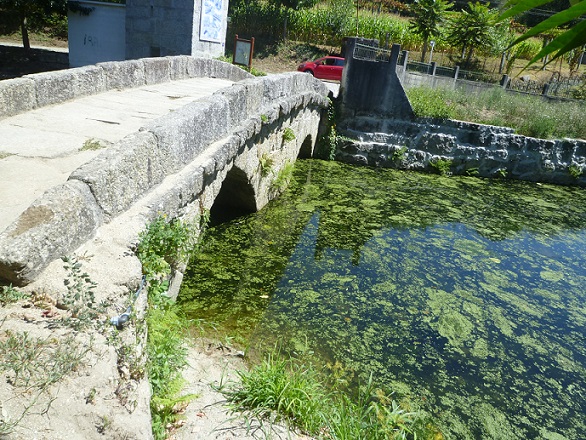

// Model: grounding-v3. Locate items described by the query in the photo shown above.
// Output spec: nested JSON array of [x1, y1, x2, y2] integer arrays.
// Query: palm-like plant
[[499, 0, 586, 69], [446, 2, 499, 66], [408, 0, 452, 62]]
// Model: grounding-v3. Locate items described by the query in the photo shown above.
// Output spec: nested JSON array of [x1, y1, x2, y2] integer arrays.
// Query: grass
[[0, 331, 91, 434], [80, 138, 105, 151], [219, 351, 440, 439], [0, 284, 27, 305], [147, 297, 194, 440], [406, 85, 586, 140]]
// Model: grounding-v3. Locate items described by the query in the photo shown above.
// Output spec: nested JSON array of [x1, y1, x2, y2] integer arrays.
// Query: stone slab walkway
[[0, 77, 233, 232]]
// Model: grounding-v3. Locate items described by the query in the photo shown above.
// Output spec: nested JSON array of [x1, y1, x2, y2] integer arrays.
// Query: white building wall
[[68, 1, 126, 68]]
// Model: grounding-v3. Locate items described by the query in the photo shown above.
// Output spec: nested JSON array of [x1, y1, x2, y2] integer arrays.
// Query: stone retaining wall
[[0, 68, 329, 285], [337, 117, 586, 186]]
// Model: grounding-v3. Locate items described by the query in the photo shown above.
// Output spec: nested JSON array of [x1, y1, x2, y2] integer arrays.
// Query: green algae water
[[178, 160, 586, 439]]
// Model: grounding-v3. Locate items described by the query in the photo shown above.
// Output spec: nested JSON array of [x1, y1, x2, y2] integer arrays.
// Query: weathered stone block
[[26, 70, 76, 108], [169, 56, 190, 80], [0, 78, 35, 119], [186, 57, 207, 78], [70, 131, 165, 217], [144, 96, 231, 171], [145, 165, 205, 219], [0, 181, 103, 285], [70, 65, 108, 97], [233, 118, 261, 145], [557, 139, 577, 164], [217, 84, 250, 129], [143, 57, 172, 85], [99, 60, 146, 90]]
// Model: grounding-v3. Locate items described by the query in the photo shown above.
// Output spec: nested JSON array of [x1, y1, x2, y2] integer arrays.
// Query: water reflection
[[179, 160, 586, 439]]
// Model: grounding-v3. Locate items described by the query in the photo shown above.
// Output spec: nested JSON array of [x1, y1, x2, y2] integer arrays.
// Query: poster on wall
[[200, 0, 224, 43]]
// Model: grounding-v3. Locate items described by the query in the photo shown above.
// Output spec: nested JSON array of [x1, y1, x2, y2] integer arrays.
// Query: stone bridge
[[0, 57, 329, 286]]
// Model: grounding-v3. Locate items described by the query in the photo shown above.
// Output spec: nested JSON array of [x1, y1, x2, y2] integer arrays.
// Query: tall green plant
[[408, 0, 452, 62], [324, 0, 353, 43], [446, 2, 499, 65], [137, 215, 193, 278]]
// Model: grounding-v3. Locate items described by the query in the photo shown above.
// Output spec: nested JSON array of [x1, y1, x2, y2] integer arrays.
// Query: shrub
[[137, 216, 193, 277]]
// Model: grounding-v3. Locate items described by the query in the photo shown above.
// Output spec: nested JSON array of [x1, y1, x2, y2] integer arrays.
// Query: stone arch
[[210, 165, 257, 225], [297, 134, 314, 159]]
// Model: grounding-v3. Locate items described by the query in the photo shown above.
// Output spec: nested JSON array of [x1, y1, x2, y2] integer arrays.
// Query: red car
[[297, 56, 345, 81]]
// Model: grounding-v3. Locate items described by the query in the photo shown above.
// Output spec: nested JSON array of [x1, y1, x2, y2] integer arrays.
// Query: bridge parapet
[[0, 56, 252, 120]]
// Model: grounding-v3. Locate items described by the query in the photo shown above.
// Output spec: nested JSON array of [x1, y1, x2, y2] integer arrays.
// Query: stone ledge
[[0, 77, 36, 118], [0, 56, 255, 120], [0, 180, 104, 285]]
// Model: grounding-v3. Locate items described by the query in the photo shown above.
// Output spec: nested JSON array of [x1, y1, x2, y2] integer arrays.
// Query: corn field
[[229, 2, 544, 61]]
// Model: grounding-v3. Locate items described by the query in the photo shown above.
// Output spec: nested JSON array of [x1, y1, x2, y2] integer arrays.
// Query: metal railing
[[353, 43, 393, 63]]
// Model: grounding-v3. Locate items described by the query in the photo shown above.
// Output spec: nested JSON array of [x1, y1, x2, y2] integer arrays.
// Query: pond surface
[[178, 160, 586, 439]]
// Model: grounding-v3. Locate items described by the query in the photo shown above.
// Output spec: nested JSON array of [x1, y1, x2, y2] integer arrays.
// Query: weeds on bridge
[[259, 153, 275, 177], [60, 256, 106, 330], [282, 127, 296, 143], [137, 213, 209, 439], [0, 331, 92, 435], [430, 158, 453, 176], [569, 164, 583, 179]]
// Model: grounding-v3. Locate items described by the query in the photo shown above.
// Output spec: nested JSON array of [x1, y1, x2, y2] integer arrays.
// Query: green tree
[[446, 2, 499, 66], [0, 0, 66, 50], [500, 0, 586, 69], [408, 0, 452, 62]]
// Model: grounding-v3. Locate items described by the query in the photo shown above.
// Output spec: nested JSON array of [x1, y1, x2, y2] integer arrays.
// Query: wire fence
[[399, 56, 585, 101], [507, 73, 585, 99], [457, 69, 502, 84]]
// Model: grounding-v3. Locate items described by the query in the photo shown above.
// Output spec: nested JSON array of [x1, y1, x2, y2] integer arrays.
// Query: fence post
[[542, 83, 550, 96], [430, 61, 437, 76], [500, 74, 510, 88], [401, 50, 409, 83], [453, 65, 459, 80], [401, 50, 409, 67]]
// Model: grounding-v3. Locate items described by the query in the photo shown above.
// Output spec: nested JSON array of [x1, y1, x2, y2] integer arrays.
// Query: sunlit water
[[179, 160, 586, 439]]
